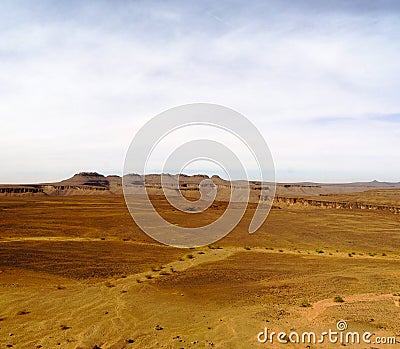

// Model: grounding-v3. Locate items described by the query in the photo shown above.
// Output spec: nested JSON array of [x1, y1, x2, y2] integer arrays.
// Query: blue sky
[[0, 0, 399, 183]]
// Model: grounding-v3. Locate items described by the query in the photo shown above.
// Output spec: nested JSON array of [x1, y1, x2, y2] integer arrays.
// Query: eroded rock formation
[[274, 196, 400, 214]]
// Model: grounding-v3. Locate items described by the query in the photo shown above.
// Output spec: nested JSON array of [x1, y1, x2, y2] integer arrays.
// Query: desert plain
[[0, 173, 400, 348]]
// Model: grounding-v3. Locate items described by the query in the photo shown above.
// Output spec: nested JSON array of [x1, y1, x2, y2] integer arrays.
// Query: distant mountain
[[56, 172, 110, 188], [0, 172, 399, 197]]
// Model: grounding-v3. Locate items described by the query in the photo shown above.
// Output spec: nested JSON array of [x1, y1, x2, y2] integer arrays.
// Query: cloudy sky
[[1, 0, 399, 183]]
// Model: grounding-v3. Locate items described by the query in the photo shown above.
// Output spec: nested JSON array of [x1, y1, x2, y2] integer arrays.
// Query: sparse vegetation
[[300, 299, 312, 308], [186, 254, 194, 259], [315, 248, 324, 254], [208, 245, 222, 250], [334, 295, 345, 303]]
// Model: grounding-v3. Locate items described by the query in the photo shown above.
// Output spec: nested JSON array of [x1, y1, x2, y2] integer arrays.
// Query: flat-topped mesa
[[77, 171, 104, 177], [123, 173, 215, 189], [58, 172, 110, 189], [1, 173, 400, 200]]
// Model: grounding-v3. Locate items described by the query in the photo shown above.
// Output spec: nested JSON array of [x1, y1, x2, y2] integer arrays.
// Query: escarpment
[[1, 172, 399, 216], [0, 186, 45, 196], [274, 196, 400, 214]]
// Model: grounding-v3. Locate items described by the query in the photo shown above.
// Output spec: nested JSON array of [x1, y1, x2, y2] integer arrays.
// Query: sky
[[0, 0, 399, 183]]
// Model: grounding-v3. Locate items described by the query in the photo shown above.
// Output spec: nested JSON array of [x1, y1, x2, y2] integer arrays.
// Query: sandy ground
[[1, 195, 400, 348]]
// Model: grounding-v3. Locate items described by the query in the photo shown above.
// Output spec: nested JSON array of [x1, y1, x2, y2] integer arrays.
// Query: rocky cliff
[[274, 196, 400, 214], [1, 172, 399, 217]]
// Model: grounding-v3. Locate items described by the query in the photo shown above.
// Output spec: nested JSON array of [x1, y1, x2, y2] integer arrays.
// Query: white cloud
[[0, 1, 399, 183]]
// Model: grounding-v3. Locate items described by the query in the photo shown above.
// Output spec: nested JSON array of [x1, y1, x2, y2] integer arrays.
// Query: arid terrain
[[1, 173, 400, 348]]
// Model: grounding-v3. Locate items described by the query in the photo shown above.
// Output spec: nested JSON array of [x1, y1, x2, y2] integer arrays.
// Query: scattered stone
[[16, 310, 30, 315], [9, 333, 13, 336], [6, 345, 13, 348], [155, 324, 164, 331], [92, 345, 102, 349], [126, 339, 135, 343]]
